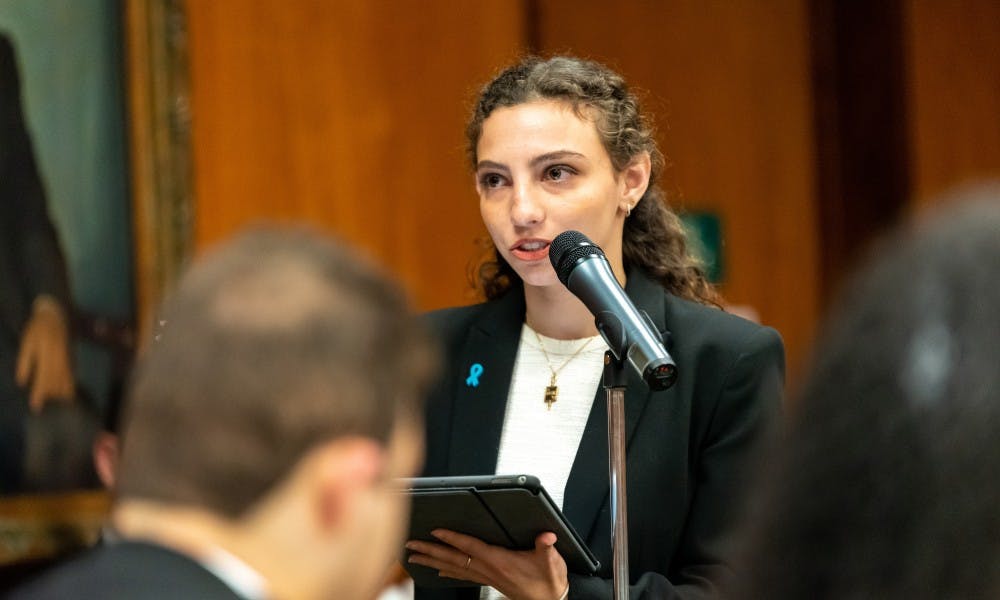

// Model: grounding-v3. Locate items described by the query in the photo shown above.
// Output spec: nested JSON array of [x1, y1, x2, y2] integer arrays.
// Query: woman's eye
[[545, 166, 573, 181], [480, 173, 505, 188]]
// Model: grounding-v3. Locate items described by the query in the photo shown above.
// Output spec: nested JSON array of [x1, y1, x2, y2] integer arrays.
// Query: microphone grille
[[549, 231, 606, 285]]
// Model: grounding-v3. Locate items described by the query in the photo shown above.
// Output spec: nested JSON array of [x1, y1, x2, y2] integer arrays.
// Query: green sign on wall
[[680, 212, 723, 284]]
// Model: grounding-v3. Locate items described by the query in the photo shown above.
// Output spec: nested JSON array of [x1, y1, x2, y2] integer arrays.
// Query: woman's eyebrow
[[476, 151, 585, 173], [475, 160, 508, 172], [529, 150, 585, 167]]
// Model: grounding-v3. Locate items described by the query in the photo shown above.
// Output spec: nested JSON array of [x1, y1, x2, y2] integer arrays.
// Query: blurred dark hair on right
[[734, 183, 1000, 599]]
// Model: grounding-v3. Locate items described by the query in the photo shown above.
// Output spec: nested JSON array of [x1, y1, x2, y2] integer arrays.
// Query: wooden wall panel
[[187, 1, 525, 310], [904, 0, 1000, 206], [535, 0, 820, 381], [808, 0, 912, 304], [184, 0, 999, 387]]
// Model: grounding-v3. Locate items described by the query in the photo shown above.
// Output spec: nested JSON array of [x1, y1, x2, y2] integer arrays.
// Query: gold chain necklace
[[533, 330, 596, 410]]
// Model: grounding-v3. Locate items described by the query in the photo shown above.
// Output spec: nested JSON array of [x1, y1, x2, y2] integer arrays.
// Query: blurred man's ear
[[92, 432, 120, 490], [311, 438, 385, 532]]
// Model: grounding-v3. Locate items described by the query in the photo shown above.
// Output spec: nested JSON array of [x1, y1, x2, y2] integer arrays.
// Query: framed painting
[[0, 0, 192, 569]]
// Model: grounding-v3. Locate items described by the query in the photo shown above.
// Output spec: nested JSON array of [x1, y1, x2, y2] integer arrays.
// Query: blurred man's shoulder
[[10, 541, 242, 600]]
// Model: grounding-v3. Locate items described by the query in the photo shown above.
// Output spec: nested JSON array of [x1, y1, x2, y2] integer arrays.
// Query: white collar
[[199, 545, 271, 600]]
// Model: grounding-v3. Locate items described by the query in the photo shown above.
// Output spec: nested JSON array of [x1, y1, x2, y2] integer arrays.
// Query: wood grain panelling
[[904, 0, 1000, 206], [187, 1, 525, 310], [809, 0, 911, 304], [535, 1, 820, 381]]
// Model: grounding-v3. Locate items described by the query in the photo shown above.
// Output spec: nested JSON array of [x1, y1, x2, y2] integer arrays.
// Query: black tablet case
[[401, 475, 600, 588]]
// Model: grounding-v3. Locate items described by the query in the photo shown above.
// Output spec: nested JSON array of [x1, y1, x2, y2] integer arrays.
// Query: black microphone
[[549, 231, 677, 390]]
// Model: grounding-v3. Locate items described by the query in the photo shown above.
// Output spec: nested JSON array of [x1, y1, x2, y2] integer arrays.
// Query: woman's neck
[[523, 282, 601, 340], [522, 255, 628, 340]]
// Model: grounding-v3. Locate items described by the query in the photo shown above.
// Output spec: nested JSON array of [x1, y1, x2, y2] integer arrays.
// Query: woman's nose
[[510, 182, 544, 226]]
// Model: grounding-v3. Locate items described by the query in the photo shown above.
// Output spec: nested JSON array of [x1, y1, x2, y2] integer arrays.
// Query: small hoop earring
[[625, 204, 632, 218]]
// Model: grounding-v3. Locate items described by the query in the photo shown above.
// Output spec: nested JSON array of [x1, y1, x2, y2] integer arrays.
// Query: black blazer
[[418, 269, 784, 600], [9, 542, 245, 600]]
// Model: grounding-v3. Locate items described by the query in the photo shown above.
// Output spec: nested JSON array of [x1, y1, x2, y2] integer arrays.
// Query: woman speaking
[[406, 56, 784, 600]]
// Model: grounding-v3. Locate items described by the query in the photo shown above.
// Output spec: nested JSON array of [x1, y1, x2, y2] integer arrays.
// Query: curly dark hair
[[466, 55, 720, 306], [732, 187, 1000, 599]]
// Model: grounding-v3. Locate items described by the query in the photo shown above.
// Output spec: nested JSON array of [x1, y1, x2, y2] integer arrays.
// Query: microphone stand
[[602, 350, 630, 600]]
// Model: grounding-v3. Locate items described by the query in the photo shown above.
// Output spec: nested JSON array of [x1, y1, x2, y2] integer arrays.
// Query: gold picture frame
[[125, 0, 194, 338]]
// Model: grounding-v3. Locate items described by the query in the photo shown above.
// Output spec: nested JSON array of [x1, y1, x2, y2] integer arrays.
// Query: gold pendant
[[544, 385, 558, 409], [544, 373, 558, 410]]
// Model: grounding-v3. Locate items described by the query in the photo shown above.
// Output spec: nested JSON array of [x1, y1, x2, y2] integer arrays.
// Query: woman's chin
[[518, 270, 562, 290]]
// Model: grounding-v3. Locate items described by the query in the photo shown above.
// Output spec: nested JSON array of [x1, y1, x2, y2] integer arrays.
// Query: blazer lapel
[[447, 290, 526, 476], [562, 269, 670, 541]]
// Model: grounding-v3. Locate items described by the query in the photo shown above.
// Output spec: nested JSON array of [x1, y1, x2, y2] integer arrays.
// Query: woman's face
[[475, 100, 649, 290]]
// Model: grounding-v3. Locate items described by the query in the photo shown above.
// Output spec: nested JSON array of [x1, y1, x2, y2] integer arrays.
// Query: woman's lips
[[509, 239, 551, 262]]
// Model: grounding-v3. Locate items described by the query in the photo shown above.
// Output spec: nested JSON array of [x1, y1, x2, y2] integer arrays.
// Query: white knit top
[[481, 324, 607, 600]]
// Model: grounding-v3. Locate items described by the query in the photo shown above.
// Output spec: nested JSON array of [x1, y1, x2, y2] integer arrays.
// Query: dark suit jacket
[[418, 270, 784, 600], [9, 541, 246, 600], [1, 33, 73, 491], [0, 33, 71, 357]]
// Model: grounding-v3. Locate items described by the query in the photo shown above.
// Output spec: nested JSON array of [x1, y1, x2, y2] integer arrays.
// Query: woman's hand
[[16, 296, 75, 412], [406, 529, 569, 600]]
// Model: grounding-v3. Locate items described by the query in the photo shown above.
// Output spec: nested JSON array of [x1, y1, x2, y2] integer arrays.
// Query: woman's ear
[[620, 152, 652, 210]]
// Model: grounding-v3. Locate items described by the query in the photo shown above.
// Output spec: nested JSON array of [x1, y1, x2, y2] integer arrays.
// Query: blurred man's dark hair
[[734, 184, 1000, 599], [118, 228, 436, 515]]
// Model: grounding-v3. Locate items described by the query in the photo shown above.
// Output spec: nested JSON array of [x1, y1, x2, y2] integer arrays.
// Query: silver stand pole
[[607, 388, 629, 600], [603, 351, 629, 600]]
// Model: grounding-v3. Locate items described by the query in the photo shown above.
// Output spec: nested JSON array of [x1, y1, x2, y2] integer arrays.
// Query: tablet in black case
[[400, 474, 600, 588]]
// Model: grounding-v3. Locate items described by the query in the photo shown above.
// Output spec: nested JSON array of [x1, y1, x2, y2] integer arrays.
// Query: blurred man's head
[[735, 185, 1000, 599], [113, 229, 437, 600]]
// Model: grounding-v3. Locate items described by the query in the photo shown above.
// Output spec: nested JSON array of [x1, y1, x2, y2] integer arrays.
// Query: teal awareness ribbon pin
[[466, 363, 483, 387]]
